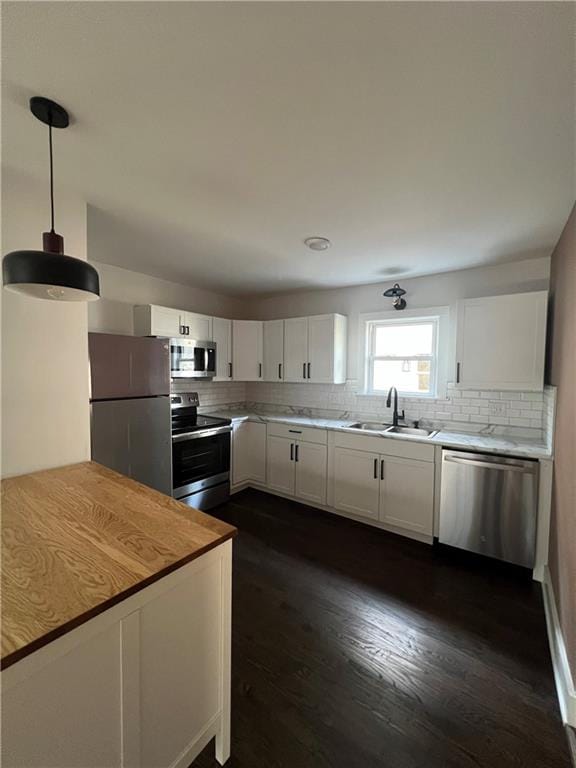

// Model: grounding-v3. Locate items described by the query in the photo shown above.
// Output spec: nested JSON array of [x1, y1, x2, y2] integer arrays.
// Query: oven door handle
[[172, 426, 232, 443]]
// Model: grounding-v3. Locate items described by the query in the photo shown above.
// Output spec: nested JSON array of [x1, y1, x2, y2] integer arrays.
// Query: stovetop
[[171, 413, 232, 436], [171, 393, 231, 436]]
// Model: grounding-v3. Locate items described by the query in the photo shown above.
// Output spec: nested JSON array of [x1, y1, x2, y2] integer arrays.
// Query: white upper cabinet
[[263, 320, 284, 382], [283, 314, 347, 384], [283, 317, 309, 382], [183, 312, 213, 341], [307, 314, 347, 384], [212, 317, 232, 380], [134, 305, 182, 338], [134, 305, 212, 339], [232, 321, 263, 381], [133, 305, 347, 385], [455, 291, 547, 391]]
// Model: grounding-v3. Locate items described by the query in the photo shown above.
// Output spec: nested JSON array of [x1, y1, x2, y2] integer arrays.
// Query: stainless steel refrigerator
[[89, 333, 172, 495]]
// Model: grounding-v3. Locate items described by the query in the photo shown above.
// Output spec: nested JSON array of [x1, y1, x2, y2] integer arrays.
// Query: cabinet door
[[295, 441, 327, 506], [138, 559, 223, 768], [213, 317, 232, 380], [455, 292, 547, 391], [307, 314, 335, 384], [283, 317, 309, 382], [266, 436, 295, 496], [379, 457, 434, 536], [232, 321, 263, 381], [184, 313, 213, 341], [333, 447, 380, 520], [134, 304, 180, 339], [232, 421, 266, 485], [263, 320, 284, 381], [2, 622, 123, 768]]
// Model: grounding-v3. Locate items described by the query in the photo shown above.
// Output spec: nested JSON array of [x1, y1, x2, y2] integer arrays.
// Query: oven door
[[170, 339, 216, 379], [172, 428, 231, 499]]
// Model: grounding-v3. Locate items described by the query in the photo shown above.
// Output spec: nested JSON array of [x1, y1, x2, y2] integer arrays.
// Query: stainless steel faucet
[[386, 386, 405, 427]]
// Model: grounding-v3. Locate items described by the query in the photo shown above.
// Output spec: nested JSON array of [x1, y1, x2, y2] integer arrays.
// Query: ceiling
[[2, 2, 575, 297]]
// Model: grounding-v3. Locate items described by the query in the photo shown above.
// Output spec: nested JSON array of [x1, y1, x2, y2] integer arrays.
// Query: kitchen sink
[[348, 422, 391, 431], [384, 426, 438, 438]]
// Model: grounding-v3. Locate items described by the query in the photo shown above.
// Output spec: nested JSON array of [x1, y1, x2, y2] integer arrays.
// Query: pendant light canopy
[[3, 96, 100, 302]]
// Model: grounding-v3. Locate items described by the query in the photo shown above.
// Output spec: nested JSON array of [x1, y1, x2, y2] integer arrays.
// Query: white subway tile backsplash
[[240, 381, 546, 440], [180, 377, 549, 443]]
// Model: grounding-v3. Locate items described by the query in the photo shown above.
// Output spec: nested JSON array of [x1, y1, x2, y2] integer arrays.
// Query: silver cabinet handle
[[278, 363, 282, 379], [456, 362, 461, 383], [302, 362, 306, 379], [295, 444, 299, 462], [290, 443, 294, 461], [380, 459, 384, 480], [228, 362, 232, 378], [258, 362, 262, 378], [373, 458, 378, 479], [307, 362, 311, 379]]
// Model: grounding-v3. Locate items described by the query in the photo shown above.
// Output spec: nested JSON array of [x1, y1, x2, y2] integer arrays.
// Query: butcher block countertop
[[1, 461, 236, 669]]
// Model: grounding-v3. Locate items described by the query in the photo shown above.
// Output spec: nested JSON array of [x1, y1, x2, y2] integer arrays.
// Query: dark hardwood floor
[[192, 489, 568, 768]]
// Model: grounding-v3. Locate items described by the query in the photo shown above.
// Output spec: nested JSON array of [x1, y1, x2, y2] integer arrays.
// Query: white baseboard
[[542, 566, 576, 727]]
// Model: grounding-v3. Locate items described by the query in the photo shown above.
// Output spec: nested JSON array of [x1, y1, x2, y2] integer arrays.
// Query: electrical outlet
[[488, 401, 508, 416]]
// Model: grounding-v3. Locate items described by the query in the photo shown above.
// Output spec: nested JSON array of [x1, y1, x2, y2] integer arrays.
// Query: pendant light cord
[[49, 122, 55, 232]]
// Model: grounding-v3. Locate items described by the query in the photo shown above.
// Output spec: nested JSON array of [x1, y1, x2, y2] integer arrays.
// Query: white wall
[[1, 168, 91, 477], [251, 256, 551, 379], [88, 261, 248, 335]]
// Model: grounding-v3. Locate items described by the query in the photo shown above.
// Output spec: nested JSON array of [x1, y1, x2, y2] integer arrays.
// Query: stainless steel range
[[171, 392, 232, 511]]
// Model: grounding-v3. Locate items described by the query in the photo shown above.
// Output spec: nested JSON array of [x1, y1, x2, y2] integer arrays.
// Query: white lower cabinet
[[379, 456, 434, 535], [333, 445, 434, 535], [294, 441, 329, 506], [231, 423, 436, 542], [267, 435, 296, 495], [266, 430, 328, 505], [1, 545, 232, 768], [232, 421, 266, 486], [333, 447, 380, 520]]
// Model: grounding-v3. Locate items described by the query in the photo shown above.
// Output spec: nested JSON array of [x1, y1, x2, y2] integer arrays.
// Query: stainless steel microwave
[[170, 338, 216, 379]]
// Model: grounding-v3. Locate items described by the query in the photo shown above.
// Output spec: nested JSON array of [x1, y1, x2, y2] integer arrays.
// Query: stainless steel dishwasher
[[439, 450, 538, 568]]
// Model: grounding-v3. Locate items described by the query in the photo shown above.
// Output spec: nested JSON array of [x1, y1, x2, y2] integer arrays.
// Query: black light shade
[[3, 249, 100, 301], [2, 95, 101, 302], [383, 283, 406, 298], [383, 282, 407, 310]]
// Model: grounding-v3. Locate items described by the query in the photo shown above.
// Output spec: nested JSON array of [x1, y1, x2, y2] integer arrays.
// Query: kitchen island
[[1, 461, 236, 768]]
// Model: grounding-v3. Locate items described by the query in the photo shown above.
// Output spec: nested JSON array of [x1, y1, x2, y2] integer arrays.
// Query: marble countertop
[[208, 409, 551, 460]]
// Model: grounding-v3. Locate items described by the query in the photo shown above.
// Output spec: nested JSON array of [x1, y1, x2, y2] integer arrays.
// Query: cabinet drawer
[[334, 432, 434, 462], [266, 422, 328, 445]]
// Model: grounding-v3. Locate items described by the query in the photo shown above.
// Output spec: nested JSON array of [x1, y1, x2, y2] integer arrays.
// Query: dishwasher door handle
[[443, 455, 535, 473]]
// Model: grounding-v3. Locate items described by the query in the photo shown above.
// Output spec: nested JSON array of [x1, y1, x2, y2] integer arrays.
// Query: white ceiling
[[3, 2, 575, 297]]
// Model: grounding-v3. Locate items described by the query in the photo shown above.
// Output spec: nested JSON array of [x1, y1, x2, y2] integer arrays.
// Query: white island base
[[2, 541, 232, 768]]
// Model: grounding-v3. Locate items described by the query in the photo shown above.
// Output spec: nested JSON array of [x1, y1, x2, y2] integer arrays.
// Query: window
[[363, 314, 443, 397]]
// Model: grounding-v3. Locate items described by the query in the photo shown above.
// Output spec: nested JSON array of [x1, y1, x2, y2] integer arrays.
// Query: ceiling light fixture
[[3, 97, 100, 302], [383, 282, 407, 310], [304, 237, 331, 251]]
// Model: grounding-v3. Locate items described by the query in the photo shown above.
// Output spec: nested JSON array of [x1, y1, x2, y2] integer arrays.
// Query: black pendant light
[[3, 97, 100, 301]]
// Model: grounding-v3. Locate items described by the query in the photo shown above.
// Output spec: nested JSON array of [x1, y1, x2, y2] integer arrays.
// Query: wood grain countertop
[[1, 461, 236, 669]]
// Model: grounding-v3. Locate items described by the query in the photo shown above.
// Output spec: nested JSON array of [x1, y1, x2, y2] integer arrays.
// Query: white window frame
[[359, 307, 450, 399]]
